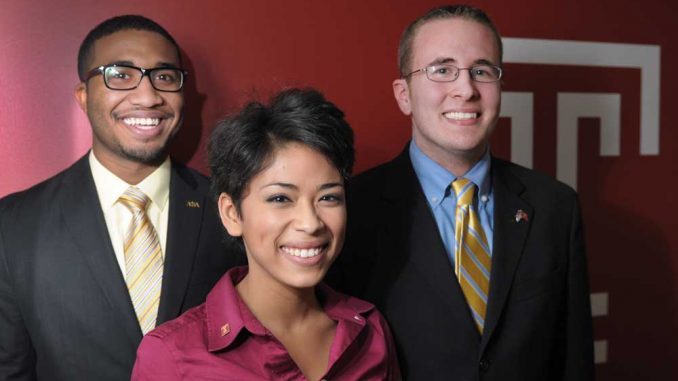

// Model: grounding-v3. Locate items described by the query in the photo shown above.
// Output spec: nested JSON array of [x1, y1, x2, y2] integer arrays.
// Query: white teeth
[[123, 117, 160, 127], [282, 247, 322, 258], [443, 112, 478, 120]]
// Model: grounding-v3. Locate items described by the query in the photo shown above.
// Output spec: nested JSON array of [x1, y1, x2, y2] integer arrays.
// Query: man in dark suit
[[0, 15, 241, 380], [332, 5, 594, 380]]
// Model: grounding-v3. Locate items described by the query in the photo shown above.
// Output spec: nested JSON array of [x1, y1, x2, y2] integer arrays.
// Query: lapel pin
[[186, 200, 200, 208], [515, 209, 529, 223], [220, 323, 231, 336]]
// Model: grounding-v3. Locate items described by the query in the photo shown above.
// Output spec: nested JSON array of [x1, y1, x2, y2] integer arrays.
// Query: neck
[[92, 149, 164, 185], [442, 156, 477, 177], [430, 149, 484, 178], [413, 138, 486, 177], [236, 272, 322, 332]]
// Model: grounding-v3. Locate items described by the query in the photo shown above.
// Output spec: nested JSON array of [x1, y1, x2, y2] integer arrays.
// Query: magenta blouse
[[132, 266, 401, 380]]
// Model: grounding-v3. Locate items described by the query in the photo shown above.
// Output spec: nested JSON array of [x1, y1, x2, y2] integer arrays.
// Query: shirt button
[[480, 195, 488, 203], [353, 315, 362, 321], [479, 358, 490, 371]]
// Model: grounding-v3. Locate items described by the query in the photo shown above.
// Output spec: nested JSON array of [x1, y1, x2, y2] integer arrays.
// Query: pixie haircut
[[208, 88, 355, 213], [398, 4, 503, 77], [77, 15, 181, 81]]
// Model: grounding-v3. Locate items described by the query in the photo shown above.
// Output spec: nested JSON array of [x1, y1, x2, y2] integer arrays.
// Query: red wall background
[[2, 1, 677, 379]]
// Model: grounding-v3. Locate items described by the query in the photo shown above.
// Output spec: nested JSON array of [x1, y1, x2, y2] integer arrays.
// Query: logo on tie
[[452, 178, 492, 334]]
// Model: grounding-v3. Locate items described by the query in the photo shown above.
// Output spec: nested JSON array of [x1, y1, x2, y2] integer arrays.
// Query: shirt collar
[[89, 151, 171, 210], [205, 267, 375, 352], [464, 148, 492, 201], [205, 266, 252, 352], [409, 140, 492, 206]]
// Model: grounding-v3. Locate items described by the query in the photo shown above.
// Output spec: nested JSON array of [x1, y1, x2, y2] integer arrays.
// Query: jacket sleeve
[[381, 314, 403, 381], [563, 194, 595, 380], [0, 224, 37, 381]]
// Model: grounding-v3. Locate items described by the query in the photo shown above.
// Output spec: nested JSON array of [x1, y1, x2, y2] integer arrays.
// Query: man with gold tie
[[331, 5, 594, 380], [0, 15, 241, 380]]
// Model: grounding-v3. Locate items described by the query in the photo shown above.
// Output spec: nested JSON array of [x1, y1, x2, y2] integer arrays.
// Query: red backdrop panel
[[2, 1, 676, 379]]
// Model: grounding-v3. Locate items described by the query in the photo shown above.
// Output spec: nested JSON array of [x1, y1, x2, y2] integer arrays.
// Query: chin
[[120, 146, 168, 164], [285, 272, 327, 290]]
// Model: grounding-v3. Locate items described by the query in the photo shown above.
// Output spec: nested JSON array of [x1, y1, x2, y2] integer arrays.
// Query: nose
[[294, 200, 325, 234], [448, 69, 479, 101], [127, 75, 163, 107]]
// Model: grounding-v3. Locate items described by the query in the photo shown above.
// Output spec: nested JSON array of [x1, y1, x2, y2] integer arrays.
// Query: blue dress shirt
[[409, 141, 494, 267]]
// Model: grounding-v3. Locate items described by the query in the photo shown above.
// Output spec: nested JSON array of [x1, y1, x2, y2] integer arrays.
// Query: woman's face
[[219, 142, 346, 290]]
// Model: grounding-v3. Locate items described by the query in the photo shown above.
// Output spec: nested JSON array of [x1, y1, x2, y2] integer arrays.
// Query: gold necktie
[[452, 178, 491, 333], [118, 186, 163, 334]]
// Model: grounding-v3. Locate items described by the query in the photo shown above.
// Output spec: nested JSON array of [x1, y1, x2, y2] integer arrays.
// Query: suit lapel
[[480, 158, 533, 351], [157, 163, 204, 323], [382, 149, 479, 333], [59, 156, 142, 340]]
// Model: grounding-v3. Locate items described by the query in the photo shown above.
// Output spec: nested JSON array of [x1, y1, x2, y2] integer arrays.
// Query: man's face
[[76, 29, 184, 166], [393, 18, 501, 173]]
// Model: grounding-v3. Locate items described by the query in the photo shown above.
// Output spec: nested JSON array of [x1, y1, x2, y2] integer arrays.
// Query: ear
[[74, 82, 88, 113], [392, 78, 412, 116], [218, 193, 243, 237]]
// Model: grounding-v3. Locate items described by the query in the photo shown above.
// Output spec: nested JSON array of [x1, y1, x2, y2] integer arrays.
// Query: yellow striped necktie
[[452, 178, 491, 334], [118, 186, 163, 334]]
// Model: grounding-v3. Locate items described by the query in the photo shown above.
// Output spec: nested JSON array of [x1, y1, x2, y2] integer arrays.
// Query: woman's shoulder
[[146, 303, 208, 342]]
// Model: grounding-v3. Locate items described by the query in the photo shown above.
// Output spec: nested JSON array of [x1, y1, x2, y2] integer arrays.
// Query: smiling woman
[[131, 88, 401, 381], [221, 142, 347, 292]]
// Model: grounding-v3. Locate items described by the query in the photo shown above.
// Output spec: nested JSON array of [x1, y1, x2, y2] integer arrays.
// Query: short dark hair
[[77, 15, 181, 81], [398, 4, 503, 77], [208, 88, 355, 213]]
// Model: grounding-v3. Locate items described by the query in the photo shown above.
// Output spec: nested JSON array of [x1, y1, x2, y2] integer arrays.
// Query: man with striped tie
[[332, 5, 594, 380], [0, 15, 242, 381]]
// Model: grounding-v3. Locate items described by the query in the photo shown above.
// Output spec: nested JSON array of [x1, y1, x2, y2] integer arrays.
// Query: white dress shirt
[[89, 151, 170, 278]]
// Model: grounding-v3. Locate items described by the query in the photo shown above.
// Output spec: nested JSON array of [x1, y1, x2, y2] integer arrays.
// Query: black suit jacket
[[331, 146, 594, 381], [0, 155, 243, 381]]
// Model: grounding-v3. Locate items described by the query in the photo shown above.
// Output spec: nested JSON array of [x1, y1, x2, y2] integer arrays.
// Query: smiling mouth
[[443, 111, 478, 121], [281, 246, 326, 258], [122, 117, 161, 129]]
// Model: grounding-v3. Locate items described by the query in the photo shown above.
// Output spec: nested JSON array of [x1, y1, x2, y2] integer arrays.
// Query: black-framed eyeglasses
[[404, 63, 502, 83], [85, 64, 188, 92]]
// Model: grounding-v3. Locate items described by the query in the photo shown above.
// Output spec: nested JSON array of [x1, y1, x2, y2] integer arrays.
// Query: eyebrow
[[105, 60, 181, 68], [261, 182, 344, 191], [427, 57, 498, 67], [155, 61, 182, 68], [108, 60, 135, 66], [262, 183, 296, 191], [319, 182, 344, 191]]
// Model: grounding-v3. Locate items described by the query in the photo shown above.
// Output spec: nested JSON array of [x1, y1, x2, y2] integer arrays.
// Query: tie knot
[[451, 178, 475, 206], [118, 187, 150, 212]]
